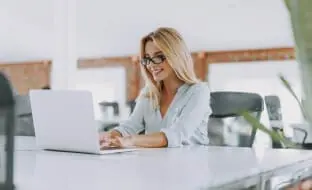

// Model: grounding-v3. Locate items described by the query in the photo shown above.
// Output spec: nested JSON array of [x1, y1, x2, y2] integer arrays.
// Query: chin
[[153, 75, 167, 82], [153, 77, 163, 82]]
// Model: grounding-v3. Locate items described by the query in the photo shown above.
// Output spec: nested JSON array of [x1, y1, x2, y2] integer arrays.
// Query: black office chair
[[0, 72, 15, 189], [13, 95, 35, 136], [265, 95, 312, 150], [264, 95, 285, 148], [209, 91, 264, 147], [98, 101, 120, 132]]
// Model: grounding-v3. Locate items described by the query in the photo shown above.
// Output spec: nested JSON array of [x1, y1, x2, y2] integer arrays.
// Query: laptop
[[29, 89, 136, 154]]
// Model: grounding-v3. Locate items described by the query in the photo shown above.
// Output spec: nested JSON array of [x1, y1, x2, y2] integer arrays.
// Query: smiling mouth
[[152, 69, 163, 76]]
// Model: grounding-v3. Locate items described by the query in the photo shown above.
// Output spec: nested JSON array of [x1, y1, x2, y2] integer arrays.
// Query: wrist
[[125, 135, 135, 147]]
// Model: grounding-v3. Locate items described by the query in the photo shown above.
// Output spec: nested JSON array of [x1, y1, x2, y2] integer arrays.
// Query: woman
[[100, 27, 212, 148]]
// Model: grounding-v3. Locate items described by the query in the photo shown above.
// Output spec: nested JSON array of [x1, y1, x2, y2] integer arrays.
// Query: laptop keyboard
[[100, 146, 123, 150]]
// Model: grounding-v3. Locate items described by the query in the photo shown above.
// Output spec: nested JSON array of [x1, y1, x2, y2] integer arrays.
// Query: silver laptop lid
[[29, 90, 100, 154]]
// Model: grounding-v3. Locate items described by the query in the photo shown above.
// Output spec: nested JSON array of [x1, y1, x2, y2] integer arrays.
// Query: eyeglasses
[[140, 55, 166, 66]]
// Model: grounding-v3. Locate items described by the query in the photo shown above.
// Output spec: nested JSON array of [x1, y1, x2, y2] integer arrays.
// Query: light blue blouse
[[114, 82, 212, 147]]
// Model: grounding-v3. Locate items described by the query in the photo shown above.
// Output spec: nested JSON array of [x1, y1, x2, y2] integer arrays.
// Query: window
[[75, 67, 127, 120]]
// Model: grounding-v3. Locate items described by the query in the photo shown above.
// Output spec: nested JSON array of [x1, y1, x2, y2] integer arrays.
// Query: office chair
[[98, 101, 120, 131], [99, 101, 120, 117], [99, 100, 146, 134], [264, 95, 285, 148], [14, 95, 35, 136], [265, 95, 312, 150], [0, 72, 15, 190], [209, 91, 264, 147]]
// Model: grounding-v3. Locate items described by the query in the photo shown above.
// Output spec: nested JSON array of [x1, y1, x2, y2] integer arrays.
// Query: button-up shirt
[[114, 82, 212, 147]]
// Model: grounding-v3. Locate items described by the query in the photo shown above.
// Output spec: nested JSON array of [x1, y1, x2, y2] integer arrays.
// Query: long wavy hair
[[140, 27, 200, 109]]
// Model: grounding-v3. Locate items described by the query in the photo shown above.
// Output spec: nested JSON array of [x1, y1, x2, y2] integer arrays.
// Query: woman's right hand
[[99, 130, 122, 147]]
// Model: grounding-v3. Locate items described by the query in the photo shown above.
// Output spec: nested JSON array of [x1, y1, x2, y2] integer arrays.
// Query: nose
[[146, 62, 157, 70]]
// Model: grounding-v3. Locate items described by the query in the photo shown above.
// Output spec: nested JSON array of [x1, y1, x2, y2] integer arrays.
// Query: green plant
[[241, 0, 312, 148]]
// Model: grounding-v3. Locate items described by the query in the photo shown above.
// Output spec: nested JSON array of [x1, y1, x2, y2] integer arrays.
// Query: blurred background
[[0, 0, 304, 147]]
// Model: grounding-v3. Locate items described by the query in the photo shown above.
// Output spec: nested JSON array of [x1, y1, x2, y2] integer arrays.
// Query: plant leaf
[[278, 74, 308, 118], [284, 0, 291, 12], [240, 111, 297, 148], [278, 74, 312, 124]]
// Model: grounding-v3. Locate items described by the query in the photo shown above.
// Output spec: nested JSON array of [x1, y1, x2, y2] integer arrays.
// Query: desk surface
[[4, 137, 312, 190]]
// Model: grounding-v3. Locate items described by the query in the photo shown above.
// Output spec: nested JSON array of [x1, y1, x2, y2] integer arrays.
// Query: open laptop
[[29, 89, 136, 154]]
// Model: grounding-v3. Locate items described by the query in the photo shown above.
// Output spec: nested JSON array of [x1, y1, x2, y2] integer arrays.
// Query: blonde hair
[[140, 27, 200, 108]]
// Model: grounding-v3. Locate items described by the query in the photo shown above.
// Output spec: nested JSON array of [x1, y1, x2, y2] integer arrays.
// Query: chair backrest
[[264, 95, 282, 117], [99, 101, 120, 116], [0, 72, 15, 189], [209, 91, 264, 147], [14, 95, 35, 136], [0, 73, 15, 134], [0, 73, 15, 108], [210, 91, 263, 118], [264, 95, 290, 148]]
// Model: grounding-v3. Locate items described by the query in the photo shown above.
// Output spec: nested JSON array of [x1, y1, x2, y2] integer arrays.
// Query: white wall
[[0, 0, 294, 61], [0, 0, 53, 61]]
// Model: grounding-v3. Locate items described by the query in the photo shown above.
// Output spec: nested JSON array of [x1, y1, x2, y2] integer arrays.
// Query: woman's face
[[142, 41, 174, 82]]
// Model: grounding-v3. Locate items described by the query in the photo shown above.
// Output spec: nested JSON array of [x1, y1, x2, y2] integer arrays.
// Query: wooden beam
[[206, 47, 295, 63], [0, 61, 51, 94], [204, 47, 295, 81], [0, 47, 295, 101], [77, 56, 132, 68], [78, 47, 296, 101], [130, 56, 142, 100]]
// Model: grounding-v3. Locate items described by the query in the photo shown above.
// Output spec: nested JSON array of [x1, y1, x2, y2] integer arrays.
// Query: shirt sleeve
[[160, 83, 212, 147], [113, 88, 147, 137]]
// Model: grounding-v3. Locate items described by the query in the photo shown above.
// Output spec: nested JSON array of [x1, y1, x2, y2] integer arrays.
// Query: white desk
[[4, 137, 312, 190]]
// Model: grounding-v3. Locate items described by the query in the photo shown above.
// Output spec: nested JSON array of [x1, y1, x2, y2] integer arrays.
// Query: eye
[[152, 55, 166, 63], [140, 57, 150, 65], [156, 54, 165, 59]]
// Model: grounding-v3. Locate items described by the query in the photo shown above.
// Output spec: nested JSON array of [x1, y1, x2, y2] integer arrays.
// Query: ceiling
[[0, 0, 294, 62]]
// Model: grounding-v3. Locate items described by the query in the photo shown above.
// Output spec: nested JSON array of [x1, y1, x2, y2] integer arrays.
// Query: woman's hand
[[100, 131, 168, 148], [99, 130, 122, 147], [99, 130, 134, 148], [100, 136, 134, 149], [110, 136, 135, 148]]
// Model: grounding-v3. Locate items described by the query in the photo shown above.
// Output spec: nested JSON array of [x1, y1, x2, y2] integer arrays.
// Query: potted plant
[[242, 0, 312, 150], [241, 1, 312, 189]]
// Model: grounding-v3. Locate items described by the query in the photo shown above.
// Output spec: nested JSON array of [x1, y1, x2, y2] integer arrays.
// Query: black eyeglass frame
[[140, 55, 166, 66]]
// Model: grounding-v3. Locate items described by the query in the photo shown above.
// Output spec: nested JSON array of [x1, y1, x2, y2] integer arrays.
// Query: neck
[[162, 77, 184, 96]]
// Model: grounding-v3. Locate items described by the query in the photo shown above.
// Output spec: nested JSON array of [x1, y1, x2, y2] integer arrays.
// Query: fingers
[[100, 140, 112, 147], [99, 136, 110, 144], [100, 136, 121, 148], [110, 138, 121, 147], [99, 132, 111, 144], [99, 134, 134, 149]]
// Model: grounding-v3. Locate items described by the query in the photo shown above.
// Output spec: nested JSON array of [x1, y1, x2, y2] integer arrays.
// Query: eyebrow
[[144, 51, 163, 57], [153, 51, 163, 56]]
